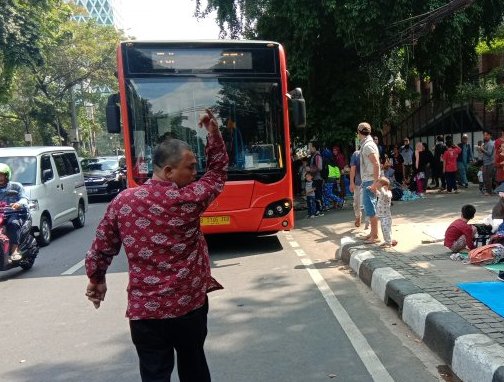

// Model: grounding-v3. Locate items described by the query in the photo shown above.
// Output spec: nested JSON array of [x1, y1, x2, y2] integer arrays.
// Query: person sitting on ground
[[444, 204, 477, 253]]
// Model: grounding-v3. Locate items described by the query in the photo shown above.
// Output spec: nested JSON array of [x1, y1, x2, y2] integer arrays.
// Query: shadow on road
[[206, 233, 283, 261]]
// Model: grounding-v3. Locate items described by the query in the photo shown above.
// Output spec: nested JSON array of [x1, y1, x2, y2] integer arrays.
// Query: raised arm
[[180, 109, 229, 208]]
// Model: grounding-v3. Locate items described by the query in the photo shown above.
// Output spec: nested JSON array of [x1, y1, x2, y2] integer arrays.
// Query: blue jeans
[[323, 182, 344, 204], [457, 161, 468, 186], [306, 195, 316, 216], [362, 180, 377, 217]]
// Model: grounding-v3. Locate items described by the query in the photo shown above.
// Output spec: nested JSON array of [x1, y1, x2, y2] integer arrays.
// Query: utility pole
[[69, 85, 80, 150]]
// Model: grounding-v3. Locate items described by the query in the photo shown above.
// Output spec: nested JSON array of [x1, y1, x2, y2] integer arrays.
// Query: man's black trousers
[[129, 299, 210, 382]]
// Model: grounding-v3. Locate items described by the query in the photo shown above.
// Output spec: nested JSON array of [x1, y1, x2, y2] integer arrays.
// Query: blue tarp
[[458, 281, 504, 318]]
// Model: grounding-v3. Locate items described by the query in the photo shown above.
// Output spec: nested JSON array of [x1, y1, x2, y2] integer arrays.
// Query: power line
[[371, 0, 476, 56]]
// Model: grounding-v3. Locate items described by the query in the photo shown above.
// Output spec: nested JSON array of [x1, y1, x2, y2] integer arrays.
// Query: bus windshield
[[126, 77, 285, 182]]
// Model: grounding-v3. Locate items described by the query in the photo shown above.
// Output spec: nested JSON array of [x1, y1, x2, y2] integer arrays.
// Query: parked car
[[82, 156, 126, 198], [0, 146, 88, 246]]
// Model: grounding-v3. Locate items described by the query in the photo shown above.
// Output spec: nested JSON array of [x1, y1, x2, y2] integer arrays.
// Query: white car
[[0, 146, 88, 246]]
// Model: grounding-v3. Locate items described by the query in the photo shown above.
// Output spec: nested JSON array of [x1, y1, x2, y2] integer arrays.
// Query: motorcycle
[[0, 203, 39, 271]]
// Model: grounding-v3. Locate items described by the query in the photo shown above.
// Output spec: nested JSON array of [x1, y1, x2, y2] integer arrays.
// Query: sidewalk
[[331, 186, 504, 382]]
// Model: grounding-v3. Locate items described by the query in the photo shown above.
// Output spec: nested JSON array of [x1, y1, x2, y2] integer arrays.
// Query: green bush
[[467, 163, 480, 184]]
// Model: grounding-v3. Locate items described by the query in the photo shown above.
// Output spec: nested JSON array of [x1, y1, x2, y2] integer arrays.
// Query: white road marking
[[61, 259, 85, 275], [289, 242, 394, 382], [288, 241, 299, 247]]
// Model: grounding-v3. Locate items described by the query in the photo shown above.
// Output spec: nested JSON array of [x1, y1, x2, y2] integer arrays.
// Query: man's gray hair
[[153, 138, 191, 169]]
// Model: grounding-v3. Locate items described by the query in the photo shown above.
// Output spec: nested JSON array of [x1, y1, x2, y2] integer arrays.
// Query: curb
[[338, 237, 504, 382]]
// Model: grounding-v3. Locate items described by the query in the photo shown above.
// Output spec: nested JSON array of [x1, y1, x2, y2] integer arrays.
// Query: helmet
[[0, 163, 11, 180]]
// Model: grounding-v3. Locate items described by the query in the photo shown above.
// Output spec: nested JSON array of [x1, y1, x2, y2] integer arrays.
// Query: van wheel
[[72, 203, 85, 229], [37, 215, 51, 247]]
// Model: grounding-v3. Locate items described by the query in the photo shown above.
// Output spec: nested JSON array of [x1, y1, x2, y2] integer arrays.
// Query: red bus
[[106, 41, 306, 234]]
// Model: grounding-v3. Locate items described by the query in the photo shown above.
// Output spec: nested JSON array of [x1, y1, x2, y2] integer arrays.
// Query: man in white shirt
[[358, 122, 380, 243]]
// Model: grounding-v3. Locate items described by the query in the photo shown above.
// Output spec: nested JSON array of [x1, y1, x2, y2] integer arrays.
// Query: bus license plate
[[200, 216, 230, 226]]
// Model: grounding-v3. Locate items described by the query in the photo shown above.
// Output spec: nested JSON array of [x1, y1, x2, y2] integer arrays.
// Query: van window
[[65, 153, 81, 174], [0, 156, 37, 185], [53, 152, 80, 177], [53, 154, 68, 177], [41, 155, 54, 181]]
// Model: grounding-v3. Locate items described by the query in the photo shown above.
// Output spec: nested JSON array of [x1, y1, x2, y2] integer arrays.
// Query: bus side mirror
[[287, 88, 306, 129], [106, 93, 121, 134]]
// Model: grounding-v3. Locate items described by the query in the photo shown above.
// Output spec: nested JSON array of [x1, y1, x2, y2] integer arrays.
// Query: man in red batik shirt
[[85, 109, 228, 382]]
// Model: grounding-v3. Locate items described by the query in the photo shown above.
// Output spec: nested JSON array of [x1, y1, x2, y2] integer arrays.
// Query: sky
[[117, 0, 221, 40]]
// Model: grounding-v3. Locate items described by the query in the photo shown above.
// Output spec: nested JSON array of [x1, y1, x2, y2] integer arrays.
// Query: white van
[[0, 146, 88, 246]]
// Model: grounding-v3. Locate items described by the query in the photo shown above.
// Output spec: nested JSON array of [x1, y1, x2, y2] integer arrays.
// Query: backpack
[[468, 243, 504, 265], [326, 163, 340, 181]]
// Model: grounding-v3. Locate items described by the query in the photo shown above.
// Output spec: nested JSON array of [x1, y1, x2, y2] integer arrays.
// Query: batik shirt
[[85, 130, 228, 320]]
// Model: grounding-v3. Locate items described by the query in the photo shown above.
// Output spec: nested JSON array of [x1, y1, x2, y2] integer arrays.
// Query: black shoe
[[499, 271, 504, 282]]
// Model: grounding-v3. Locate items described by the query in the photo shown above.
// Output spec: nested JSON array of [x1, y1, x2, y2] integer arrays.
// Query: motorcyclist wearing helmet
[[0, 163, 28, 261]]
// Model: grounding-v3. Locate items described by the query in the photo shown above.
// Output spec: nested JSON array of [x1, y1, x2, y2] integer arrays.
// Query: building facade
[[72, 0, 124, 29]]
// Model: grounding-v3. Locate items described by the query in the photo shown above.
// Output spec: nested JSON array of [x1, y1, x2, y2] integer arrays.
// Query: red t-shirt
[[442, 146, 462, 172], [496, 151, 504, 182], [86, 130, 229, 320], [444, 218, 475, 250]]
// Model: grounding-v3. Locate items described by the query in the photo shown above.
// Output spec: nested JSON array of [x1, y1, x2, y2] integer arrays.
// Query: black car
[[82, 157, 126, 198]]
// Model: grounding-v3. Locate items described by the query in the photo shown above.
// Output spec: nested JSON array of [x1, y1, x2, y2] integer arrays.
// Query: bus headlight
[[264, 199, 292, 218]]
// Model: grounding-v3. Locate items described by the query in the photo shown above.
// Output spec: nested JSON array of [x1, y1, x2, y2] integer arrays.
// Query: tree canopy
[[0, 2, 123, 151], [0, 0, 59, 102], [196, 0, 504, 144]]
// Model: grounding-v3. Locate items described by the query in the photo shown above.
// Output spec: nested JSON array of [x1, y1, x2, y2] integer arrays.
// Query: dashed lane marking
[[61, 259, 85, 275]]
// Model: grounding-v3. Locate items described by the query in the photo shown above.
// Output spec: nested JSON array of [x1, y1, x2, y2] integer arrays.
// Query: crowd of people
[[295, 127, 504, 210], [294, 124, 504, 248]]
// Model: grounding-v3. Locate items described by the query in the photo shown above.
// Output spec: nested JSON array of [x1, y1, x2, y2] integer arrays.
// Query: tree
[[0, 2, 122, 147], [196, 0, 504, 145], [0, 0, 58, 102]]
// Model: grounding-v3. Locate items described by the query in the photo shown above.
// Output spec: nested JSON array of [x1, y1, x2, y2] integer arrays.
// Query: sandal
[[364, 237, 380, 244], [380, 240, 397, 248], [354, 217, 361, 227]]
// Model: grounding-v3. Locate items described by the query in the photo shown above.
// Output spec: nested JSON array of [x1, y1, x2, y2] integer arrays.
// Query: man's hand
[[10, 202, 21, 210], [85, 281, 107, 309], [349, 183, 355, 193], [198, 109, 219, 134]]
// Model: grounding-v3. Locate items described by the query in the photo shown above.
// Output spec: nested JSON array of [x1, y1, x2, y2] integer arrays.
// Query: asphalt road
[[0, 199, 446, 382]]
